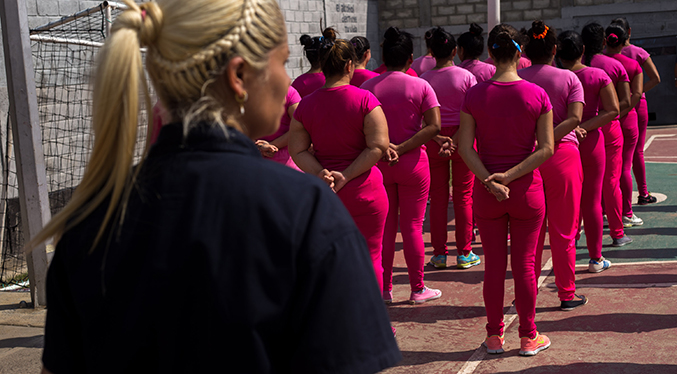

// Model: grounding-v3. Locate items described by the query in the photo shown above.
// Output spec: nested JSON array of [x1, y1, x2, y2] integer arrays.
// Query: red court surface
[[383, 125, 677, 374]]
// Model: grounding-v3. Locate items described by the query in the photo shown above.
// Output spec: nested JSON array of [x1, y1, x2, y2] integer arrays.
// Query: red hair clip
[[533, 25, 549, 40]]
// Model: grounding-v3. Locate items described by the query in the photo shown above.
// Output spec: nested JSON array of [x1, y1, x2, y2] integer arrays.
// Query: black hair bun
[[300, 34, 312, 46], [322, 27, 337, 42], [469, 23, 483, 35], [532, 20, 546, 35], [384, 26, 401, 41]]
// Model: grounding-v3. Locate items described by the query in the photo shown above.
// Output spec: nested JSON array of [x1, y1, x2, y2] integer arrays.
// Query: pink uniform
[[462, 79, 551, 340], [373, 64, 419, 77], [259, 86, 302, 170], [350, 68, 380, 87], [411, 55, 437, 76], [591, 54, 628, 240], [150, 101, 166, 145], [420, 66, 477, 258], [609, 53, 642, 219], [361, 71, 439, 293], [484, 56, 532, 69], [574, 66, 613, 260], [519, 64, 584, 302], [622, 44, 651, 197], [293, 84, 388, 291], [458, 59, 496, 83], [291, 72, 325, 98]]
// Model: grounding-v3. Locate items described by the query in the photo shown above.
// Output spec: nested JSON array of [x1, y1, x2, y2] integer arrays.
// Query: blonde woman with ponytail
[[36, 1, 400, 373]]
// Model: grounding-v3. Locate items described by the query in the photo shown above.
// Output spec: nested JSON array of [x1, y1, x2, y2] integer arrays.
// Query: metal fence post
[[0, 0, 52, 307]]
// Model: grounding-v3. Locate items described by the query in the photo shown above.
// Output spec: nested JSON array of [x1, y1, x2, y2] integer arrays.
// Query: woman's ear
[[224, 56, 248, 98], [451, 46, 458, 60]]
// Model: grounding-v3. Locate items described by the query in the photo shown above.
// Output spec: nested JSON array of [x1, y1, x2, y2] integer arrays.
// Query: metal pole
[[0, 0, 52, 307], [488, 0, 500, 33], [104, 3, 112, 38]]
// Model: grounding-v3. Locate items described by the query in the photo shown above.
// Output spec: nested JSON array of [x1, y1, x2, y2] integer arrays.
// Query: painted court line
[[455, 257, 554, 374], [574, 260, 677, 268], [643, 134, 675, 152]]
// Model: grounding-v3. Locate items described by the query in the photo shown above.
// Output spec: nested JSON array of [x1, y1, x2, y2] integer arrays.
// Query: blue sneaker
[[457, 252, 481, 269], [588, 257, 611, 273], [428, 254, 447, 269]]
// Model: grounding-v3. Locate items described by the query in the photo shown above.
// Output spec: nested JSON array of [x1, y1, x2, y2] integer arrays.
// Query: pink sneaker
[[392, 326, 397, 337], [383, 290, 393, 304], [519, 332, 551, 356], [483, 335, 505, 354], [409, 286, 442, 304]]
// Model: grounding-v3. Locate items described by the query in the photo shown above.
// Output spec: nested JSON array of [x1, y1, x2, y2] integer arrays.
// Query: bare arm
[[621, 72, 643, 118], [270, 102, 299, 149], [288, 118, 335, 188], [641, 57, 660, 93], [616, 80, 631, 114], [580, 83, 620, 132], [391, 107, 441, 156], [553, 102, 583, 142]]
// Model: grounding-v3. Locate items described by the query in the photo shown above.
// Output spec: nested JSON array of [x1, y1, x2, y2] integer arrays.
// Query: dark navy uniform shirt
[[43, 123, 401, 373]]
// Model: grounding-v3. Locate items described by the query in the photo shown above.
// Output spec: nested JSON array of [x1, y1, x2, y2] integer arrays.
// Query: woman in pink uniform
[[420, 27, 480, 270], [613, 18, 661, 205], [292, 28, 335, 98], [411, 28, 437, 76], [518, 21, 586, 310], [289, 35, 392, 294], [361, 27, 443, 305], [256, 86, 302, 170], [558, 30, 620, 273], [484, 24, 531, 70], [457, 23, 496, 83], [582, 23, 633, 248], [458, 26, 554, 356], [605, 23, 644, 227], [349, 36, 380, 87]]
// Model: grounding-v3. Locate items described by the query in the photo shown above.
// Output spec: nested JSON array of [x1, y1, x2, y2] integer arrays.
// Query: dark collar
[[149, 122, 261, 159]]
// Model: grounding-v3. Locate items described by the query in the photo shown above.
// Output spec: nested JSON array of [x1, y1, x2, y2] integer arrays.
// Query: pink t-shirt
[[519, 64, 585, 144], [458, 59, 496, 83], [420, 66, 477, 128], [350, 69, 380, 87], [260, 85, 302, 143], [621, 44, 650, 99], [484, 56, 532, 69], [293, 85, 381, 171], [373, 64, 419, 77], [590, 54, 629, 87], [360, 71, 440, 145], [411, 55, 437, 76], [609, 53, 642, 115], [291, 72, 326, 98], [462, 80, 552, 173], [573, 67, 613, 123]]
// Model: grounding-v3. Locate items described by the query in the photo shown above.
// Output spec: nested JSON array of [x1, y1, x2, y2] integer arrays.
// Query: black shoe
[[561, 295, 588, 311], [637, 193, 657, 205]]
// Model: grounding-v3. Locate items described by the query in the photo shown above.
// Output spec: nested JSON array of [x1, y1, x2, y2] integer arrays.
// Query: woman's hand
[[318, 169, 335, 190], [434, 135, 455, 157], [484, 172, 513, 187], [383, 147, 399, 166], [484, 179, 510, 202], [330, 171, 348, 193], [575, 127, 587, 142], [255, 140, 278, 157]]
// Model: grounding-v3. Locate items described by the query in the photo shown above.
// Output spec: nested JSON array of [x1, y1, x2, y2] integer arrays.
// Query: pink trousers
[[337, 166, 388, 292], [475, 172, 544, 339], [601, 120, 625, 239], [379, 147, 429, 293], [426, 127, 474, 257], [579, 129, 606, 259], [620, 109, 639, 218], [535, 142, 582, 302], [267, 147, 302, 171], [633, 98, 649, 197]]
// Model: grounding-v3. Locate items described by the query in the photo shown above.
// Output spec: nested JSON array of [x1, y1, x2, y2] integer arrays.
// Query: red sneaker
[[483, 335, 505, 354], [519, 332, 551, 356]]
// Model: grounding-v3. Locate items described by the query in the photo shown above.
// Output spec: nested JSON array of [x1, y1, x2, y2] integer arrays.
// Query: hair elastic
[[141, 9, 147, 21], [607, 33, 618, 41], [533, 25, 549, 40], [493, 40, 521, 52]]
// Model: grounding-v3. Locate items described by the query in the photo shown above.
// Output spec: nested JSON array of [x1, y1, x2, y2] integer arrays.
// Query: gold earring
[[235, 91, 249, 115]]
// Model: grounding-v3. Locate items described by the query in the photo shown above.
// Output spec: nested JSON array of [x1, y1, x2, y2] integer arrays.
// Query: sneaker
[[457, 252, 481, 269], [392, 326, 397, 337], [428, 254, 448, 269], [519, 332, 551, 356], [383, 290, 393, 304], [561, 294, 588, 311], [588, 257, 611, 273], [483, 335, 505, 354], [409, 286, 442, 304], [612, 235, 633, 247], [622, 213, 643, 227], [637, 193, 657, 205]]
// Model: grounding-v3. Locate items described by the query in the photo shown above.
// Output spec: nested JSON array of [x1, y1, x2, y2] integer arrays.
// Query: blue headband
[[492, 40, 522, 52]]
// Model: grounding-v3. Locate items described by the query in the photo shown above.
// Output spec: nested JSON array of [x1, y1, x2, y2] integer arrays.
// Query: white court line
[[643, 134, 676, 152], [574, 260, 677, 268], [455, 257, 554, 374], [547, 282, 676, 289], [644, 156, 677, 159]]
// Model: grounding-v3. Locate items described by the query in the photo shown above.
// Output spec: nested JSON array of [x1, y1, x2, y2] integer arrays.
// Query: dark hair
[[350, 36, 371, 63], [300, 27, 337, 67], [605, 23, 628, 48], [581, 23, 604, 66], [611, 17, 630, 32], [556, 30, 584, 62], [487, 24, 521, 63], [318, 29, 355, 77], [524, 20, 557, 63], [457, 23, 484, 60], [424, 27, 435, 50], [429, 27, 456, 60], [382, 26, 414, 68]]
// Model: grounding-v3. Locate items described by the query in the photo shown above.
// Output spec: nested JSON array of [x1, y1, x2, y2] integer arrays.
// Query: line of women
[[271, 18, 658, 356]]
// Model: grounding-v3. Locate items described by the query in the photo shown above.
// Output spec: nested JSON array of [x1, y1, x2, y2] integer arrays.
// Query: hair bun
[[300, 34, 313, 46], [322, 27, 337, 42], [469, 23, 483, 35], [607, 33, 619, 44], [384, 26, 401, 42], [531, 20, 546, 35]]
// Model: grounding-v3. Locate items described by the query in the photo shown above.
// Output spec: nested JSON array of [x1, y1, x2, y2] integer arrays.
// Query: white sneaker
[[588, 257, 612, 273], [622, 213, 643, 227]]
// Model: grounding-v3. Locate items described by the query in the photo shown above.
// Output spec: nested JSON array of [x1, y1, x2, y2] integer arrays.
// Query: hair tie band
[[607, 33, 618, 41], [141, 9, 147, 21], [444, 39, 448, 44], [492, 43, 499, 49], [319, 36, 324, 41], [533, 25, 549, 40], [512, 39, 522, 52]]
